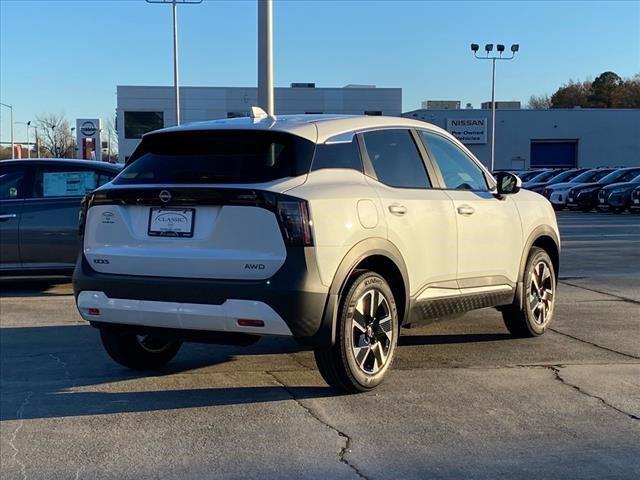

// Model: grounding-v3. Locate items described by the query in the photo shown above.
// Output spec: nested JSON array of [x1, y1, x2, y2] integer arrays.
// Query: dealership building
[[117, 84, 402, 160], [403, 107, 640, 171]]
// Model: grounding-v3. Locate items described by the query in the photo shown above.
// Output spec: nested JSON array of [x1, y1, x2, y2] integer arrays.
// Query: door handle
[[388, 204, 407, 216], [0, 213, 17, 221], [457, 205, 475, 216]]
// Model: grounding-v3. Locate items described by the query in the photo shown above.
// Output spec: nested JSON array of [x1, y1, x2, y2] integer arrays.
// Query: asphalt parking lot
[[1, 211, 639, 480]]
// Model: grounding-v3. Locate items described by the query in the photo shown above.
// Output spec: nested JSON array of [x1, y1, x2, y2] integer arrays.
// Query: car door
[[0, 163, 31, 269], [359, 129, 457, 298], [418, 130, 524, 288], [19, 164, 110, 269]]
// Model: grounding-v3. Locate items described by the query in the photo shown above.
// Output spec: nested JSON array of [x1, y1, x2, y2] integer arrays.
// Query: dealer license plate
[[148, 208, 195, 237]]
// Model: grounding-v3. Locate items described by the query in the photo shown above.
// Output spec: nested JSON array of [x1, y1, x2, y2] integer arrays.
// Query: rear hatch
[[82, 129, 315, 280]]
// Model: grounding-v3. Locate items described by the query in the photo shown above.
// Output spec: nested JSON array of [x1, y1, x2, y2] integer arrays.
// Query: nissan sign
[[446, 118, 487, 145], [80, 121, 97, 137]]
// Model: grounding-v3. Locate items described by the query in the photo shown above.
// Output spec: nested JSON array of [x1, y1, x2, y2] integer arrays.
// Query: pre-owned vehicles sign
[[446, 118, 487, 144]]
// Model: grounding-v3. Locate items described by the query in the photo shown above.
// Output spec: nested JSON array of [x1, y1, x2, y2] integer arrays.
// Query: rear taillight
[[78, 194, 90, 235], [276, 199, 313, 246]]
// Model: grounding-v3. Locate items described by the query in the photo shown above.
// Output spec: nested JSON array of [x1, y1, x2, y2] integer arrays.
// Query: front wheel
[[100, 328, 182, 370], [502, 247, 556, 337], [314, 271, 398, 393]]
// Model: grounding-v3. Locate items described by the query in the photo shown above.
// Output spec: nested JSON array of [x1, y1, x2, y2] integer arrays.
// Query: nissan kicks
[[74, 110, 560, 392]]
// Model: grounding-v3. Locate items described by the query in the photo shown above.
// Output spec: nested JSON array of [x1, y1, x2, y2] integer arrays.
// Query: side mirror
[[495, 172, 521, 195]]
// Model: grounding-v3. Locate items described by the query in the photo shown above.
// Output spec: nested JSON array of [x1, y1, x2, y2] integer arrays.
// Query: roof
[[149, 114, 444, 144], [0, 158, 122, 170]]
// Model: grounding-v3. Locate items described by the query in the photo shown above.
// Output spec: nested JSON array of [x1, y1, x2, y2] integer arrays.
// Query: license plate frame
[[148, 207, 195, 238]]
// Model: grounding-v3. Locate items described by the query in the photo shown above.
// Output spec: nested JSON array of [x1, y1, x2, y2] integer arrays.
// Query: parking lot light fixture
[[470, 42, 519, 172]]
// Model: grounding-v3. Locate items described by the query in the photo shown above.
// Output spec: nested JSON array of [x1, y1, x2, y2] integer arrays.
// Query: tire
[[502, 247, 556, 338], [314, 271, 399, 393], [552, 204, 563, 212], [99, 328, 182, 370]]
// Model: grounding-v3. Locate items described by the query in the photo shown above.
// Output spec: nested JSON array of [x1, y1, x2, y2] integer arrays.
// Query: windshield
[[571, 169, 613, 183], [115, 130, 316, 185], [547, 170, 579, 184], [518, 170, 543, 182], [598, 168, 640, 184]]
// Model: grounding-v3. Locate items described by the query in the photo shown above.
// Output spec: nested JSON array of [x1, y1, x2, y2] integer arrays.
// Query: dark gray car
[[0, 159, 121, 275]]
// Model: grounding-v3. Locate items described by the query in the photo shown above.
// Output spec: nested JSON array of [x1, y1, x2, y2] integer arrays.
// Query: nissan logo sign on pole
[[80, 121, 97, 137]]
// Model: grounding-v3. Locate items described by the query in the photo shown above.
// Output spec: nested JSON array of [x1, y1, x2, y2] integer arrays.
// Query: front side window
[[312, 139, 362, 172], [362, 129, 431, 189], [116, 130, 315, 185], [420, 131, 488, 191], [34, 166, 98, 198], [124, 111, 164, 139], [0, 166, 26, 199]]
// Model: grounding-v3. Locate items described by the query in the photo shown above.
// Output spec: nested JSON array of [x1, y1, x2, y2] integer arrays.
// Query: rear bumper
[[73, 248, 334, 347]]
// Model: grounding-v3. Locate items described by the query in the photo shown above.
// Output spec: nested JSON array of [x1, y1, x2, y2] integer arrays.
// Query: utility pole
[[258, 0, 274, 116], [470, 43, 519, 172]]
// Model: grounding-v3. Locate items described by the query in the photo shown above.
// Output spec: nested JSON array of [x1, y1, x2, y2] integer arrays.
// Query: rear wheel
[[502, 247, 556, 337], [99, 329, 182, 369], [314, 271, 398, 393]]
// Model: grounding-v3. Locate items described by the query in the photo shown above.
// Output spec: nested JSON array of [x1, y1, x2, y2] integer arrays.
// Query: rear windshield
[[115, 130, 315, 185]]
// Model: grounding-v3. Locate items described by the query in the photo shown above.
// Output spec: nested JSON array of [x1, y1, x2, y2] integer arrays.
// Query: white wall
[[117, 85, 402, 160], [403, 109, 640, 170]]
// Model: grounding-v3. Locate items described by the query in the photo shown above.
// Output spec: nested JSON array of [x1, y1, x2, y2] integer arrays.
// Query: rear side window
[[34, 166, 98, 198], [311, 139, 362, 172], [362, 129, 431, 189], [0, 166, 27, 199], [116, 130, 315, 185]]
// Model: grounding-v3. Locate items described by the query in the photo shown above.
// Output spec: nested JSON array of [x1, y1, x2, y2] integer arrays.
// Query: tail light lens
[[78, 194, 90, 235], [276, 199, 313, 246]]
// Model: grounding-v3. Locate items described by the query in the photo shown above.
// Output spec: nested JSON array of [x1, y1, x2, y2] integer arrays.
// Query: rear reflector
[[237, 319, 265, 328], [87, 308, 101, 316]]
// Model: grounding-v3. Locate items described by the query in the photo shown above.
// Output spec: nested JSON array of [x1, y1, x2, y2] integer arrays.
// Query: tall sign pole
[[146, 0, 202, 126], [258, 0, 274, 116]]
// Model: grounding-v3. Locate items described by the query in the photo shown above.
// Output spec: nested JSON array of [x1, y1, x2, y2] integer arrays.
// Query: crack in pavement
[[536, 365, 640, 422], [550, 328, 640, 360], [560, 280, 640, 305], [9, 391, 33, 480], [266, 371, 369, 480]]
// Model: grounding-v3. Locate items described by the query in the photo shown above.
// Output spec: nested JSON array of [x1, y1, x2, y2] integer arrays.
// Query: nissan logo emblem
[[159, 190, 172, 203]]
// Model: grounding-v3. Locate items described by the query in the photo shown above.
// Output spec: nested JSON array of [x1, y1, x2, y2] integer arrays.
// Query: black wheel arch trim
[[320, 237, 410, 346], [513, 225, 560, 309]]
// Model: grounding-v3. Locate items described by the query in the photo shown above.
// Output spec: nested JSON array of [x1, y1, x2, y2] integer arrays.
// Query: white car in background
[[74, 110, 560, 392]]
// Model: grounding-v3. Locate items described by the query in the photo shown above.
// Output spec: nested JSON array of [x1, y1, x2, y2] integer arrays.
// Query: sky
[[1, 0, 639, 144]]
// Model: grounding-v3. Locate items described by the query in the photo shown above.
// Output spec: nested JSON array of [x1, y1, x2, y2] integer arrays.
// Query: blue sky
[[1, 0, 639, 143]]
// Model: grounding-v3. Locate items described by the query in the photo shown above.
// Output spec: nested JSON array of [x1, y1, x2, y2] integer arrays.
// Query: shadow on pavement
[[0, 276, 72, 297], [399, 333, 512, 346]]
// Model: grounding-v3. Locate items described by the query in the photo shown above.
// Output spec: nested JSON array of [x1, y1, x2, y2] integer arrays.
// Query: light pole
[[146, 0, 203, 126], [0, 102, 14, 159], [258, 0, 274, 116], [471, 43, 519, 172], [15, 121, 32, 159]]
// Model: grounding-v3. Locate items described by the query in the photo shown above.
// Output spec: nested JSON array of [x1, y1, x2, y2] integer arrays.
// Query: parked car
[[507, 169, 545, 183], [542, 168, 616, 210], [567, 167, 640, 211], [597, 174, 640, 212], [630, 185, 640, 213], [0, 159, 121, 275], [523, 168, 589, 194], [73, 111, 560, 393], [521, 169, 561, 189]]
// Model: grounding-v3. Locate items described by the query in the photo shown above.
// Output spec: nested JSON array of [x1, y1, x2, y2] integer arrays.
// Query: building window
[[124, 111, 164, 139], [227, 111, 249, 118], [364, 110, 383, 116], [305, 111, 323, 114]]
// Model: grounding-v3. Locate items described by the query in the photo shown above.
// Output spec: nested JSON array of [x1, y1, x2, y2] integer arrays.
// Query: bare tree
[[104, 116, 119, 162], [35, 113, 75, 158], [527, 94, 551, 109]]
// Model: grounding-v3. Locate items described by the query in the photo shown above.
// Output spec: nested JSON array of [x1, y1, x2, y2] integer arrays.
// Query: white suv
[[74, 110, 560, 392]]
